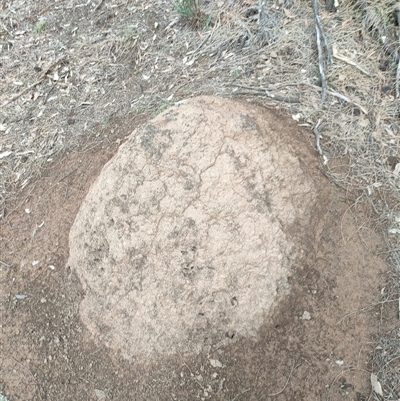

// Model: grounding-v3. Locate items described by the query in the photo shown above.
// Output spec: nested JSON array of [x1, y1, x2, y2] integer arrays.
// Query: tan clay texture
[[68, 96, 316, 359]]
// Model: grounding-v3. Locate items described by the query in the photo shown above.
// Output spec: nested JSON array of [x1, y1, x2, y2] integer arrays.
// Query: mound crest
[[68, 96, 317, 359]]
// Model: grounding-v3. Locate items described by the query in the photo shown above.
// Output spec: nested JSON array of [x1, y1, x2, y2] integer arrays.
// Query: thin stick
[[326, 368, 356, 401], [230, 388, 251, 401], [0, 260, 12, 267], [58, 167, 79, 182], [328, 89, 368, 114], [396, 5, 400, 98], [316, 15, 332, 64], [332, 44, 371, 76], [312, 0, 328, 105], [229, 83, 300, 91], [233, 91, 300, 103], [318, 167, 352, 193], [313, 119, 323, 155], [2, 57, 65, 106], [308, 84, 368, 114], [259, 0, 266, 24], [337, 298, 398, 325], [186, 31, 213, 56], [229, 84, 300, 103]]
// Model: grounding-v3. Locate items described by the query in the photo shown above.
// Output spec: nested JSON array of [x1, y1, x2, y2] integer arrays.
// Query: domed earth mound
[[67, 96, 318, 360]]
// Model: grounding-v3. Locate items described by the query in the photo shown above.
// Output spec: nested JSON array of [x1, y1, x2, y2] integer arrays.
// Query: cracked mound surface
[[67, 96, 316, 359]]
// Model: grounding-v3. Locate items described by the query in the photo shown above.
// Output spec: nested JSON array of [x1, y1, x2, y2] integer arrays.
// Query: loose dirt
[[1, 99, 389, 401]]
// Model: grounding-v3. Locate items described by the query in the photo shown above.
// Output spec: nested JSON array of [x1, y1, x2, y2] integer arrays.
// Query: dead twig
[[58, 168, 79, 182], [233, 91, 300, 103], [313, 119, 324, 155], [230, 388, 251, 401], [396, 5, 400, 98], [318, 167, 352, 193], [328, 89, 368, 115], [309, 84, 368, 114], [94, 0, 105, 11], [337, 298, 399, 325], [332, 44, 371, 76], [312, 0, 330, 105], [229, 83, 300, 91], [187, 31, 213, 56], [229, 84, 300, 103], [2, 57, 65, 106], [258, 0, 266, 24], [314, 5, 332, 63], [0, 260, 12, 267]]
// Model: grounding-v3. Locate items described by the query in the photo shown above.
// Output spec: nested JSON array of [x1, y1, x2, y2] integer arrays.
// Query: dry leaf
[[283, 8, 295, 18], [341, 19, 352, 28], [370, 373, 383, 396], [0, 151, 12, 159]]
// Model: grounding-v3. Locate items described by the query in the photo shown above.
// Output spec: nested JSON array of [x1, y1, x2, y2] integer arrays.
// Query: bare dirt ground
[[2, 0, 400, 400]]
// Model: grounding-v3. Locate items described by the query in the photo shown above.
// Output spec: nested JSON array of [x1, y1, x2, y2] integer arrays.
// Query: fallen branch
[[229, 83, 301, 103], [259, 0, 266, 24], [396, 5, 400, 98], [309, 84, 368, 114], [318, 167, 352, 193], [328, 88, 368, 114], [2, 57, 66, 106], [313, 119, 323, 155], [332, 44, 371, 76], [229, 83, 299, 91], [232, 91, 300, 103], [186, 31, 213, 56], [312, 0, 330, 105]]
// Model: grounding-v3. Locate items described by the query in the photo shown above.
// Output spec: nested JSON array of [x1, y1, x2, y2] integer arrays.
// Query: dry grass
[[1, 0, 400, 398]]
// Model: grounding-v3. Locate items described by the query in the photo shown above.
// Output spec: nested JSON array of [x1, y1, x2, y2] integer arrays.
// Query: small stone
[[94, 389, 106, 400], [300, 311, 311, 320], [210, 359, 223, 368]]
